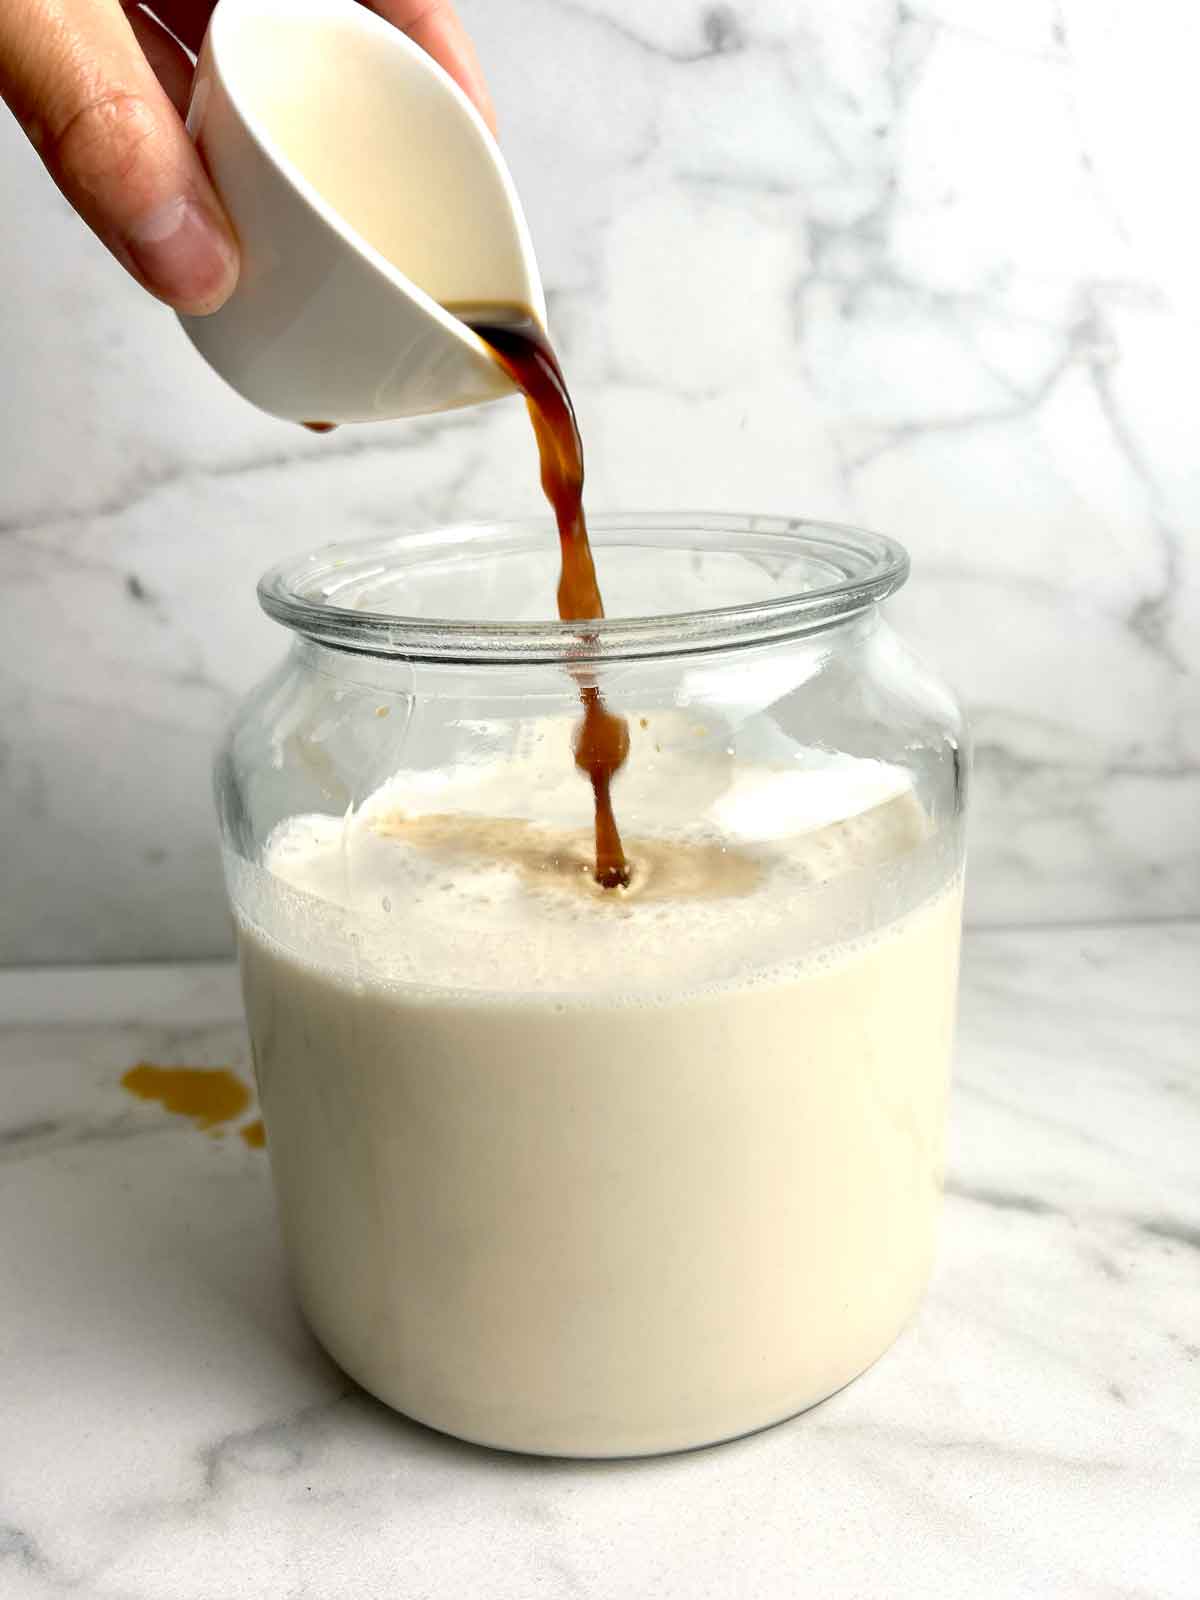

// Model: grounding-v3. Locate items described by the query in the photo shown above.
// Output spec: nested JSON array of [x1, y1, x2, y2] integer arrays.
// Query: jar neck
[[287, 607, 884, 696], [259, 515, 911, 661]]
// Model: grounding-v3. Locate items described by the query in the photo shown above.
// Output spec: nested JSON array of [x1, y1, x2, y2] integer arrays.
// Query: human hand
[[0, 1, 494, 314]]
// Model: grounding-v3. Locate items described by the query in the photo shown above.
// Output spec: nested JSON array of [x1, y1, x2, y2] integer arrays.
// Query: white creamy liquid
[[233, 717, 962, 1456]]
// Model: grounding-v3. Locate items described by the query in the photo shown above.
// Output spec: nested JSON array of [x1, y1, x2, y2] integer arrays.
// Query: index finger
[[134, 0, 496, 130], [366, 1, 495, 132]]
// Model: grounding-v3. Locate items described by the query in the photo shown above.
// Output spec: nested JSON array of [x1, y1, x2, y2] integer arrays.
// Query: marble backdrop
[[1, 0, 1196, 963]]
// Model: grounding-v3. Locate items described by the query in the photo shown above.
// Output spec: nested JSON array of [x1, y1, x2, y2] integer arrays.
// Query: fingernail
[[477, 81, 498, 136], [451, 32, 499, 136], [125, 195, 238, 314], [458, 39, 498, 135]]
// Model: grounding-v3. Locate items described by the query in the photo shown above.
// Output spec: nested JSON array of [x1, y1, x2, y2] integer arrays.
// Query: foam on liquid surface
[[235, 711, 952, 997]]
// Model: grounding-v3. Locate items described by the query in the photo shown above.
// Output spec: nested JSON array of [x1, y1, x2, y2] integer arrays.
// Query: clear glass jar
[[217, 513, 968, 1458]]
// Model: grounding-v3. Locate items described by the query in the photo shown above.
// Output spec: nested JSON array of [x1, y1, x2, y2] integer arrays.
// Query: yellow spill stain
[[121, 1064, 250, 1131], [240, 1119, 266, 1149]]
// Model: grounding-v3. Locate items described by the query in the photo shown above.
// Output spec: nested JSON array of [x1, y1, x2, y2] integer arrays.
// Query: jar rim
[[258, 512, 910, 664]]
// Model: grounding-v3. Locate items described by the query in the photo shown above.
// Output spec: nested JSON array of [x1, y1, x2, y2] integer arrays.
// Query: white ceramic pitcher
[[179, 0, 545, 424]]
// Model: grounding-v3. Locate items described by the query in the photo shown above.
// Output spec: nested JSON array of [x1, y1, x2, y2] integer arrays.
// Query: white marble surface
[[1, 925, 1197, 1598], [1, 0, 1198, 961]]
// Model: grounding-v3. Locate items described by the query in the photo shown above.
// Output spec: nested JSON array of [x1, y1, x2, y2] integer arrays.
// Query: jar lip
[[258, 512, 910, 664]]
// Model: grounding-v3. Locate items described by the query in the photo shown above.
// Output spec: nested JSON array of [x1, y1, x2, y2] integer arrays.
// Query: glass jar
[[217, 512, 968, 1458]]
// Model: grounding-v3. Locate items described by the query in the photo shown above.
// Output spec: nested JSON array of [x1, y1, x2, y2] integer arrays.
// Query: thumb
[[1, 0, 238, 313]]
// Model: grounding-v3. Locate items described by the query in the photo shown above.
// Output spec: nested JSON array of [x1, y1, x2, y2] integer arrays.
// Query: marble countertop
[[1, 924, 1196, 1599]]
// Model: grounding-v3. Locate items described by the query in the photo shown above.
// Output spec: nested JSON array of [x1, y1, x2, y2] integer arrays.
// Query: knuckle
[[51, 90, 162, 200]]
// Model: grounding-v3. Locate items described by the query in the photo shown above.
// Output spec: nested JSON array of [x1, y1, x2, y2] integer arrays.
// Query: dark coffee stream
[[303, 310, 631, 889], [465, 312, 630, 890]]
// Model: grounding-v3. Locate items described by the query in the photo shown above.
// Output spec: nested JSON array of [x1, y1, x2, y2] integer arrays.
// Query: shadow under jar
[[216, 513, 970, 1458]]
